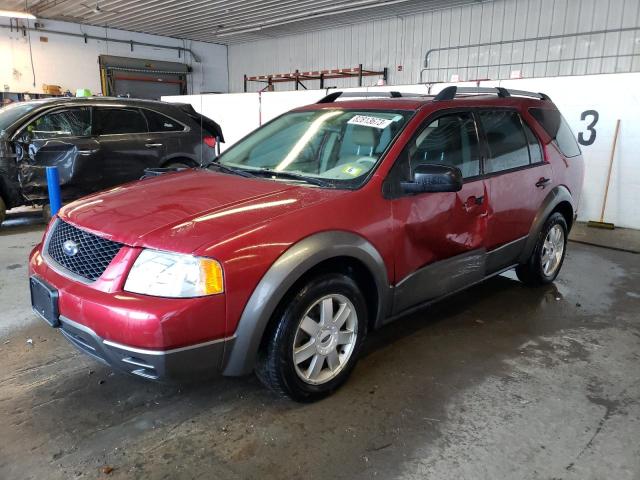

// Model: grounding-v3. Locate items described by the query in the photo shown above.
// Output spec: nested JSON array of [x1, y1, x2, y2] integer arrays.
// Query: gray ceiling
[[1, 0, 483, 44]]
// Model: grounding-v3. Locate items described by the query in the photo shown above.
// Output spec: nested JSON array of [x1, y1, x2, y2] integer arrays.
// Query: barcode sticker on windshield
[[347, 115, 393, 129]]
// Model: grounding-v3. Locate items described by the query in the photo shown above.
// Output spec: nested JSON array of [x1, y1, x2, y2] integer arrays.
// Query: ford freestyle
[[29, 87, 584, 402]]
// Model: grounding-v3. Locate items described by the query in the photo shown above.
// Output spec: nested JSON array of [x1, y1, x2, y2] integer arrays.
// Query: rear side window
[[144, 110, 184, 132], [478, 111, 529, 174], [523, 121, 543, 164], [26, 108, 91, 139], [529, 108, 581, 158], [93, 108, 147, 135]]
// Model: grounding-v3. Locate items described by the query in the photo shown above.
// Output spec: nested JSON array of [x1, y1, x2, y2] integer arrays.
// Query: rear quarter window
[[144, 110, 184, 132], [529, 108, 581, 158]]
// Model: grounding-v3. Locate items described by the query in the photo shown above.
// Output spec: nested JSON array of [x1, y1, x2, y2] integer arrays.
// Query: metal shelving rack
[[244, 64, 388, 92]]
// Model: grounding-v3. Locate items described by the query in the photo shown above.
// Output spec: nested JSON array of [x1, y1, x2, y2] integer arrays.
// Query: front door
[[92, 106, 166, 188], [16, 106, 101, 202], [386, 111, 490, 314]]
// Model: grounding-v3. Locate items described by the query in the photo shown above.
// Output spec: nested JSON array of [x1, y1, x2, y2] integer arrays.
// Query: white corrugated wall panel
[[228, 0, 640, 92]]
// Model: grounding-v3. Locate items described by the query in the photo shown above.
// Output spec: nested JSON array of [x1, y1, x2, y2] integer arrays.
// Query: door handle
[[145, 143, 163, 148], [78, 149, 99, 155], [535, 177, 551, 188]]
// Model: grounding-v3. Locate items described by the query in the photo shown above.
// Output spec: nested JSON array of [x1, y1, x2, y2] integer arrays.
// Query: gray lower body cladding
[[58, 316, 231, 381]]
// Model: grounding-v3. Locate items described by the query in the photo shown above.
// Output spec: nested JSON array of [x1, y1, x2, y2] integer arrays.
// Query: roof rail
[[317, 90, 425, 103], [433, 86, 551, 102]]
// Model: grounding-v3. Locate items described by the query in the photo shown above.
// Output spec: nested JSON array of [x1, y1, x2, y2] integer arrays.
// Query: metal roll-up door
[[99, 55, 190, 99]]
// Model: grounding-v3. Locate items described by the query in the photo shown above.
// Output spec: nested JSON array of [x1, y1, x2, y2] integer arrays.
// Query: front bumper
[[30, 239, 234, 381], [59, 315, 233, 381]]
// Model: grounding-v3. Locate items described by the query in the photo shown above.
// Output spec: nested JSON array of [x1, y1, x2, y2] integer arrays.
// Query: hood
[[59, 170, 343, 253]]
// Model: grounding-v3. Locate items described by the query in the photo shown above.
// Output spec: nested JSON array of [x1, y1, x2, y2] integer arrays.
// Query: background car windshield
[[0, 102, 40, 132], [218, 109, 411, 186]]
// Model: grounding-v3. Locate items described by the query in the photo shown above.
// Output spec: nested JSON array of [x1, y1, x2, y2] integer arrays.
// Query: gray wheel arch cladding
[[518, 185, 575, 263], [222, 231, 390, 376]]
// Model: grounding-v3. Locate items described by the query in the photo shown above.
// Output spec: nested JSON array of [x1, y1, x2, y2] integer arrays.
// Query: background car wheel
[[256, 273, 368, 402], [0, 196, 6, 225], [516, 212, 568, 286], [42, 204, 52, 223]]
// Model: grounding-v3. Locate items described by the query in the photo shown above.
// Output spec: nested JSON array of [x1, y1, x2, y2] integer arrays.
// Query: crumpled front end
[[0, 135, 22, 209]]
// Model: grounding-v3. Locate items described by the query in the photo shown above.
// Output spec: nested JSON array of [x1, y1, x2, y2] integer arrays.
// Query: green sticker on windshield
[[342, 166, 363, 176]]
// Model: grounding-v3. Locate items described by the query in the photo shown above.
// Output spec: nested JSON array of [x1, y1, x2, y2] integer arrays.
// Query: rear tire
[[0, 196, 6, 225], [255, 273, 367, 402], [516, 212, 568, 286]]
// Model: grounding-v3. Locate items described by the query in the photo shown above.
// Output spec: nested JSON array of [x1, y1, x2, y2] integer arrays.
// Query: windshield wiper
[[250, 169, 333, 187], [205, 161, 256, 178]]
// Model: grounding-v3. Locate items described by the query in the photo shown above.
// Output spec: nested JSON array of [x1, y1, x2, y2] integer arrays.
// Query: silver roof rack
[[317, 91, 427, 103], [316, 86, 551, 104], [434, 86, 551, 101]]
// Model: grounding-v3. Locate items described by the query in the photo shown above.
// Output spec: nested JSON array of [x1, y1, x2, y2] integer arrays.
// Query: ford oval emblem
[[62, 240, 79, 257]]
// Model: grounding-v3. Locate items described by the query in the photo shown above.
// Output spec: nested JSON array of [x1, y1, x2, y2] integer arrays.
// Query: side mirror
[[400, 164, 463, 194]]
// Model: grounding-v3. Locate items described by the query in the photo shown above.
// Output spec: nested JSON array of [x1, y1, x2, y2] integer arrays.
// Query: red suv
[[29, 87, 584, 401]]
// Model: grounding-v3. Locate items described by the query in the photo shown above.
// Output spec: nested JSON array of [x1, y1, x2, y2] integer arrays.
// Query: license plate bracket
[[30, 276, 60, 328]]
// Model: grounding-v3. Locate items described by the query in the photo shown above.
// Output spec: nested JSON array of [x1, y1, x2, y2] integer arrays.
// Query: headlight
[[124, 249, 224, 298]]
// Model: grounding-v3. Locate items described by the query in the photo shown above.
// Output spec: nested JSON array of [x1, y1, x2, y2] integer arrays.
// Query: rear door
[[141, 108, 190, 165], [93, 106, 165, 187], [387, 110, 490, 314], [477, 109, 553, 272]]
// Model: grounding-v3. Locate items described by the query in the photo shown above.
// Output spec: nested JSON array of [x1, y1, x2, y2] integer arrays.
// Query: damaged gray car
[[0, 97, 223, 224]]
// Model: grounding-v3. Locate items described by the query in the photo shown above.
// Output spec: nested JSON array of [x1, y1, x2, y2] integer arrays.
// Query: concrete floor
[[569, 222, 640, 254], [1, 211, 639, 480]]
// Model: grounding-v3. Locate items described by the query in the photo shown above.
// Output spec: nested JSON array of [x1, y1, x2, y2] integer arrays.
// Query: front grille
[[47, 220, 123, 281]]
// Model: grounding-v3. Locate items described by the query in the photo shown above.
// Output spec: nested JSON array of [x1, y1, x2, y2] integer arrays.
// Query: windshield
[[217, 109, 412, 188], [0, 102, 40, 132]]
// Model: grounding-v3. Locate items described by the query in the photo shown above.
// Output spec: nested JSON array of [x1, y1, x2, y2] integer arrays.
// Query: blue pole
[[46, 166, 62, 216]]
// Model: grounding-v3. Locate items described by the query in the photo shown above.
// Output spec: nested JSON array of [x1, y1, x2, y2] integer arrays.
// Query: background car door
[[387, 111, 490, 314], [477, 110, 553, 271], [141, 108, 190, 165], [93, 106, 166, 188], [16, 106, 101, 202]]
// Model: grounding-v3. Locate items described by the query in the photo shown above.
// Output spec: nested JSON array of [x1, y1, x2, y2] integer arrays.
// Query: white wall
[[0, 18, 228, 95], [229, 0, 640, 93], [164, 72, 640, 230]]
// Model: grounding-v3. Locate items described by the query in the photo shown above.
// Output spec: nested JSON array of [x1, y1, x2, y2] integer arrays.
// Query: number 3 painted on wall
[[578, 110, 599, 146]]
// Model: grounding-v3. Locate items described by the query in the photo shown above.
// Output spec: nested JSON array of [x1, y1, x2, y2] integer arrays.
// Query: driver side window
[[390, 111, 480, 189], [25, 108, 91, 139], [410, 112, 480, 178]]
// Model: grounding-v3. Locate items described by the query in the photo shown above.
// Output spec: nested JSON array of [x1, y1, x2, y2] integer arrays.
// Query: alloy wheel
[[541, 224, 565, 276], [292, 294, 358, 385]]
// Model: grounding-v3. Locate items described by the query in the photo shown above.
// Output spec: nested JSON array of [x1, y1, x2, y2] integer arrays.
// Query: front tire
[[256, 273, 367, 402], [516, 212, 568, 286]]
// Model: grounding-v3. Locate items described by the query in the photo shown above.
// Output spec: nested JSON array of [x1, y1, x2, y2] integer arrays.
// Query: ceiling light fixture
[[0, 9, 36, 20]]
